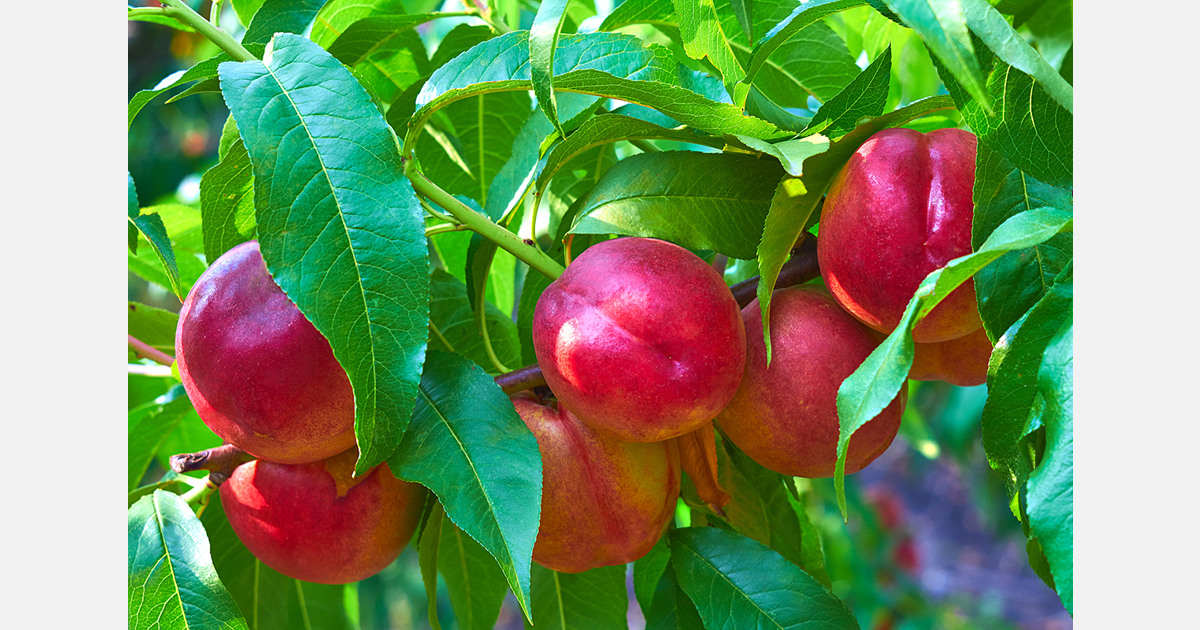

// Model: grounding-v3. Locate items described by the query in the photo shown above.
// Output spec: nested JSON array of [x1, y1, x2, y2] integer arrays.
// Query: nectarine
[[716, 286, 905, 478], [176, 241, 356, 464], [219, 448, 425, 584], [817, 128, 981, 343], [532, 237, 745, 443], [511, 393, 679, 573]]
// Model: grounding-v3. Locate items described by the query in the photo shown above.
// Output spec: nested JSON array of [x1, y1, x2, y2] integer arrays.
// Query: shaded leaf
[[128, 491, 247, 630], [669, 527, 858, 629], [128, 301, 178, 357], [199, 137, 256, 263], [220, 34, 430, 474], [569, 151, 784, 259], [744, 0, 865, 84], [310, 0, 410, 48], [961, 0, 1072, 112], [128, 390, 193, 491], [971, 142, 1072, 340], [438, 510, 510, 630], [428, 269, 522, 374], [526, 564, 629, 630], [387, 351, 542, 622], [129, 173, 140, 253], [242, 0, 327, 45]]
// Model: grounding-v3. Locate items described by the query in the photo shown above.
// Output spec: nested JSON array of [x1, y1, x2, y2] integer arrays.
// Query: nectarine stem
[[128, 335, 175, 367], [494, 364, 547, 394]]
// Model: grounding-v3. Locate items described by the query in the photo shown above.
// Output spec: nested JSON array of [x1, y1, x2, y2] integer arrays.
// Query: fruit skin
[[817, 127, 981, 343], [511, 393, 680, 573], [176, 241, 356, 464], [910, 326, 992, 387], [716, 286, 905, 478], [532, 237, 746, 443], [219, 448, 425, 584]]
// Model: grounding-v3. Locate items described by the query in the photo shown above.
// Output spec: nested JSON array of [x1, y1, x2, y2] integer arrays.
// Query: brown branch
[[169, 444, 254, 485], [495, 363, 547, 394], [129, 335, 176, 366], [494, 237, 821, 395]]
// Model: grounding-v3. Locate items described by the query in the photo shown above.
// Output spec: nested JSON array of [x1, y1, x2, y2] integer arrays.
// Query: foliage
[[127, 0, 1073, 627]]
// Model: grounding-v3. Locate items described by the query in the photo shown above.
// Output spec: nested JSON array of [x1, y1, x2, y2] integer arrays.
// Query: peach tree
[[127, 0, 1072, 627]]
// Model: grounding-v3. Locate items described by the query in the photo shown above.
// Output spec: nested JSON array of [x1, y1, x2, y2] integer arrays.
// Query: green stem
[[209, 0, 221, 28], [406, 166, 565, 280], [425, 223, 470, 237], [629, 138, 659, 153], [158, 0, 256, 62]]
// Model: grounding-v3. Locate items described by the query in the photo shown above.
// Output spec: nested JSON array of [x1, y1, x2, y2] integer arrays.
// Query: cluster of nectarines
[[171, 127, 991, 584]]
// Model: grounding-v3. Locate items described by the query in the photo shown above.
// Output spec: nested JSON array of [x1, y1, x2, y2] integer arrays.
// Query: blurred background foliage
[[128, 1, 1072, 628]]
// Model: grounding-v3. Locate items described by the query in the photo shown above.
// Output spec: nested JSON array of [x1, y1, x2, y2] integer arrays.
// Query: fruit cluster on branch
[[169, 127, 992, 581]]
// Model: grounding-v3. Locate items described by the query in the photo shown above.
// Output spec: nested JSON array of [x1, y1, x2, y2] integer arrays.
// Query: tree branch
[[170, 444, 255, 485], [129, 335, 176, 367]]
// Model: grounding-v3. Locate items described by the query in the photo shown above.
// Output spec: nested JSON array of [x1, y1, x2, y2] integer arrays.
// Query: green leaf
[[934, 33, 1072, 189], [729, 134, 830, 178], [530, 0, 574, 135], [834, 207, 1073, 516], [242, 0, 327, 45], [438, 510, 510, 630], [486, 93, 602, 223], [517, 269, 554, 365], [535, 112, 726, 208], [408, 31, 786, 151], [882, 0, 993, 114], [634, 536, 672, 614], [428, 269, 522, 374], [753, 177, 811, 363], [325, 14, 454, 66], [803, 46, 891, 139], [644, 560, 704, 630], [387, 351, 542, 623], [971, 143, 1073, 340], [128, 491, 247, 630], [310, 0, 410, 48], [201, 498, 355, 629], [960, 0, 1072, 112], [232, 0, 267, 27], [981, 279, 1071, 499], [418, 500, 445, 630], [199, 138, 256, 264], [744, 0, 865, 85], [719, 441, 819, 579], [128, 209, 183, 300], [673, 0, 749, 105], [129, 173, 140, 253], [128, 301, 178, 358], [220, 34, 430, 475], [128, 391, 193, 491], [747, 18, 862, 107], [416, 92, 533, 207], [569, 151, 784, 259], [669, 527, 858, 629], [1026, 313, 1072, 614], [526, 564, 629, 630]]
